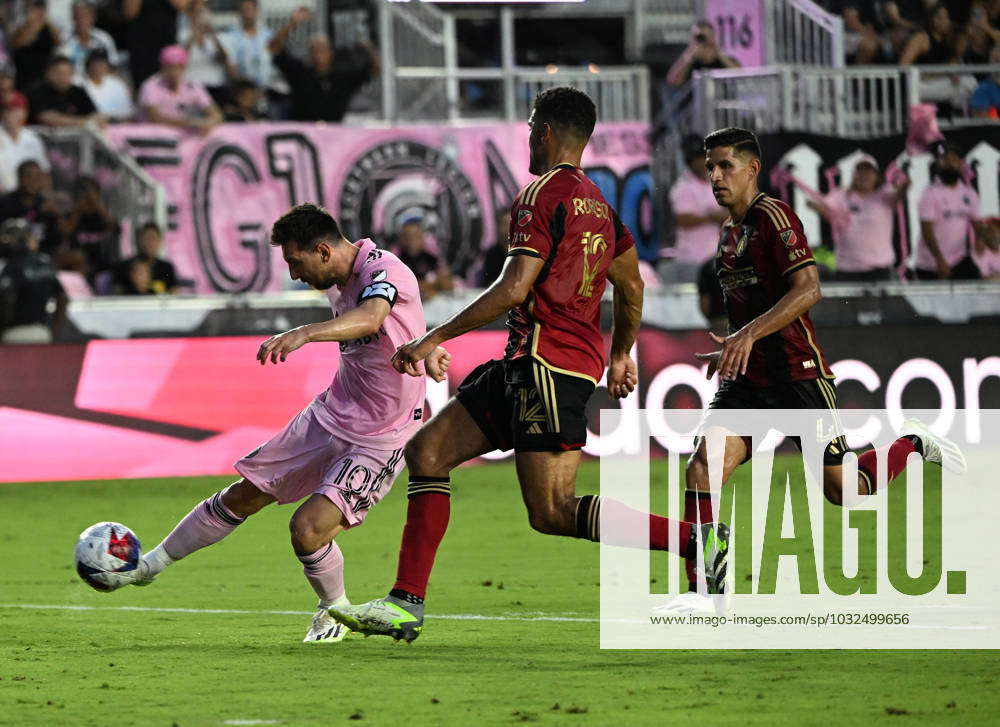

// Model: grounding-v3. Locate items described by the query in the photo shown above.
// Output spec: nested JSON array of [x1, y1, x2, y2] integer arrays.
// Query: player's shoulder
[[515, 166, 583, 209], [358, 245, 417, 284], [752, 194, 800, 233]]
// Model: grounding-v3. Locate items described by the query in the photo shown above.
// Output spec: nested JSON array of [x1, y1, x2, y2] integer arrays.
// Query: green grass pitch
[[1, 459, 997, 726]]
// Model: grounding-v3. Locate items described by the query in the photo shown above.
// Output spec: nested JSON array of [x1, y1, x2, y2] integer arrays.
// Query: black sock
[[389, 588, 424, 606], [574, 495, 601, 541]]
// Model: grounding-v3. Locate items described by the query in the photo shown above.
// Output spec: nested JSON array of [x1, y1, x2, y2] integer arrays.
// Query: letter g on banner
[[190, 142, 271, 293]]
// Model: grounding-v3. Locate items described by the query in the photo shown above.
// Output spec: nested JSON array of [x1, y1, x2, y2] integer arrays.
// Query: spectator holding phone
[[666, 20, 740, 88]]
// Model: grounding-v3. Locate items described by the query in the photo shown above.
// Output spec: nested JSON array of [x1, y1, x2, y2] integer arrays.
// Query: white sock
[[319, 595, 350, 609], [142, 543, 176, 577]]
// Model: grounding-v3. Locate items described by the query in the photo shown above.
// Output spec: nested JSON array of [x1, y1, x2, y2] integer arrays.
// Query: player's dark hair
[[531, 87, 597, 142], [139, 221, 161, 236], [703, 127, 762, 160], [270, 203, 342, 250]]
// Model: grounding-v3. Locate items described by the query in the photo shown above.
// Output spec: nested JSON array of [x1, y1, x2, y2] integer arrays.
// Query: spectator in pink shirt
[[662, 135, 728, 283], [808, 154, 909, 282], [915, 146, 992, 280], [138, 44, 221, 134]]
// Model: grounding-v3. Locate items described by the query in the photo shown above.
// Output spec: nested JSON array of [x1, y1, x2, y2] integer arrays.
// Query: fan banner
[[104, 123, 654, 294]]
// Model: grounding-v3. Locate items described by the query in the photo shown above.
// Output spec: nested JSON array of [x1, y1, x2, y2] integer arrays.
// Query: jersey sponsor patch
[[359, 280, 398, 306], [719, 268, 759, 291]]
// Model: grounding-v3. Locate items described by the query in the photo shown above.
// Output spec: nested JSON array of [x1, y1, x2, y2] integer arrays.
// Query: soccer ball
[[75, 522, 142, 592]]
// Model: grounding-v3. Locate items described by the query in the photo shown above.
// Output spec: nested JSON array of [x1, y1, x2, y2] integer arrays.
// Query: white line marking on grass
[[0, 603, 600, 623], [222, 721, 282, 726], [2, 605, 984, 631]]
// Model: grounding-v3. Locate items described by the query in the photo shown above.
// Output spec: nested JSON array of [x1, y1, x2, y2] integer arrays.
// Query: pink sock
[[161, 490, 245, 560], [297, 541, 346, 606]]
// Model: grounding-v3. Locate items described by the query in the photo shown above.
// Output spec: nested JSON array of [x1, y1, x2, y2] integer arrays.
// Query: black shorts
[[701, 376, 848, 465], [455, 357, 595, 453]]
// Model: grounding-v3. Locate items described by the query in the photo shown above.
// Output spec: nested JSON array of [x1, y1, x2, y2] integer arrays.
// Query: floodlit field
[[2, 460, 997, 726]]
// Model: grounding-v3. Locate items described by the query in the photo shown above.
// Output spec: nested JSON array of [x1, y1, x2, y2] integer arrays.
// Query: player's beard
[[311, 274, 337, 290], [528, 144, 543, 176]]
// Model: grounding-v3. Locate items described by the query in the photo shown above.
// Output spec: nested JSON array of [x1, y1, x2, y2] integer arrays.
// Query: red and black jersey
[[504, 164, 636, 383], [715, 193, 833, 387]]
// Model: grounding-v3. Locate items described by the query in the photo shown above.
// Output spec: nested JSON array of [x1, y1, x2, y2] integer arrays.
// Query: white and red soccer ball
[[75, 522, 141, 592]]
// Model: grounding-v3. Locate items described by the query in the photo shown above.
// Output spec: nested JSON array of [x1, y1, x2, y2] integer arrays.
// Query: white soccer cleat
[[651, 591, 717, 616], [304, 606, 349, 643], [129, 558, 157, 587], [901, 418, 967, 475]]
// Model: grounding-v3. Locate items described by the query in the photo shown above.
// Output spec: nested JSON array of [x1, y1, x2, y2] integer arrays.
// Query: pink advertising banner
[[703, 0, 765, 68], [105, 123, 653, 294], [3, 325, 998, 482]]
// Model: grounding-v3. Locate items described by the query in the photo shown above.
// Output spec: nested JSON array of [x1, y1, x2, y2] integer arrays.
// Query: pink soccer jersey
[[137, 74, 214, 122], [309, 239, 426, 450], [826, 186, 897, 272], [916, 181, 981, 269]]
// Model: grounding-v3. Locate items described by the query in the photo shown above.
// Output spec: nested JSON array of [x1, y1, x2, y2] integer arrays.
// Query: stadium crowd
[[0, 0, 998, 343]]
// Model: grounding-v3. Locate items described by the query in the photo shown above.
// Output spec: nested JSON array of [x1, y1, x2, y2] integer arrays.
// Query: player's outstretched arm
[[392, 255, 544, 373], [606, 247, 643, 399], [707, 265, 821, 381], [257, 298, 391, 365]]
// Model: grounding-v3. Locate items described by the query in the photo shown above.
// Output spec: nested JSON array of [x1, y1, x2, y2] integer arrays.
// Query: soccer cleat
[[129, 558, 156, 587], [651, 591, 717, 616], [329, 598, 423, 643], [303, 607, 349, 643], [696, 522, 730, 595], [901, 418, 967, 475]]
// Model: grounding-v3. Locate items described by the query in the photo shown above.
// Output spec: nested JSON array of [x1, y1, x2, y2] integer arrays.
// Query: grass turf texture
[[1, 459, 996, 726]]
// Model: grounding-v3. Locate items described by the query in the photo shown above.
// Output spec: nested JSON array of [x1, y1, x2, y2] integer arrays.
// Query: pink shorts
[[233, 404, 405, 527]]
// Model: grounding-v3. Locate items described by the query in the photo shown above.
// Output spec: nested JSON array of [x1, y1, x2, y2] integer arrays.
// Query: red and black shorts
[[699, 376, 848, 465], [456, 357, 595, 453]]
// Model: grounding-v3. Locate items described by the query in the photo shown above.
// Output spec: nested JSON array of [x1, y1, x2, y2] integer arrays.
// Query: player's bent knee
[[404, 432, 451, 475], [288, 513, 330, 554], [824, 483, 843, 507]]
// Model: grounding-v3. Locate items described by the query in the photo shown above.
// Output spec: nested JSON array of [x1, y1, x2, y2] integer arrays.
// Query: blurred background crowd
[[0, 0, 997, 345]]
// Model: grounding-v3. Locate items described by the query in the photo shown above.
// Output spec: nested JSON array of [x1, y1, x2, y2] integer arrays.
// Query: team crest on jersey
[[370, 269, 387, 282], [735, 225, 751, 256], [517, 209, 533, 227], [780, 229, 798, 247]]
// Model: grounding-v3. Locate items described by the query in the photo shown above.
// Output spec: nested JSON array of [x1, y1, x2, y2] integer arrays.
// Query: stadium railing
[[34, 126, 167, 243], [378, 0, 650, 122], [763, 0, 844, 69], [60, 282, 1000, 342], [689, 64, 1000, 137]]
